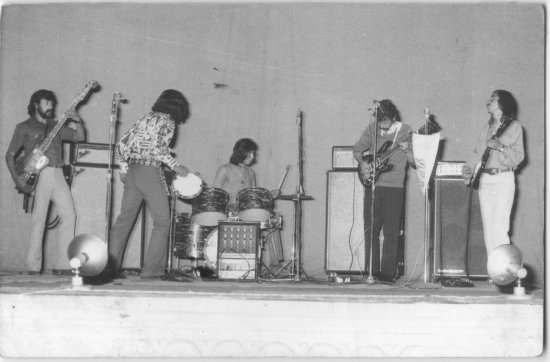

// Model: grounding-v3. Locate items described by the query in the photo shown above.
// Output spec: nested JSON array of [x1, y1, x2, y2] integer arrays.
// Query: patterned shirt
[[116, 111, 180, 173]]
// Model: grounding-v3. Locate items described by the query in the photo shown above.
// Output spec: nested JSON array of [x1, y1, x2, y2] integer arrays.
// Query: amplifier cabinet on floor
[[217, 221, 260, 280], [325, 171, 366, 274], [432, 176, 487, 279], [70, 143, 151, 270]]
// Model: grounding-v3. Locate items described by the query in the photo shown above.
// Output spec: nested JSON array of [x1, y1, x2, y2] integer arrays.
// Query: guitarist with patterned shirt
[[462, 90, 524, 261], [5, 89, 86, 275], [108, 89, 194, 280], [353, 99, 415, 283]]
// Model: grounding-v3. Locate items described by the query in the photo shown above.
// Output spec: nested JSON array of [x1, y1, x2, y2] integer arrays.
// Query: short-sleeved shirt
[[7, 117, 82, 166]]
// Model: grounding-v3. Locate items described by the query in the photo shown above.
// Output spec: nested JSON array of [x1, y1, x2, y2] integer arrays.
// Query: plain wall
[[0, 3, 544, 286]]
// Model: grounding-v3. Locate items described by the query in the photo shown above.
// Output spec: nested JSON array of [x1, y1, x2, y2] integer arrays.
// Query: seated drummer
[[213, 138, 280, 212]]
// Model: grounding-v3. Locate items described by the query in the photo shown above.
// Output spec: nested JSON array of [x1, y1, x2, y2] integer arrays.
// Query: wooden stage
[[0, 271, 543, 358]]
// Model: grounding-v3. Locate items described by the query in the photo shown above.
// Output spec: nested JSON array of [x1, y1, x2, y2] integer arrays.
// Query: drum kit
[[168, 109, 312, 281], [171, 175, 284, 279]]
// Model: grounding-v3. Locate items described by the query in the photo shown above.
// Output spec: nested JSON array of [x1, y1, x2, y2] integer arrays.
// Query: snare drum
[[173, 173, 203, 199], [191, 187, 230, 226], [237, 187, 274, 222]]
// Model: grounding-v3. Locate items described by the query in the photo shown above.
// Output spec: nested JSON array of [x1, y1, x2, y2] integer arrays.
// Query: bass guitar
[[358, 119, 440, 186], [12, 81, 99, 194], [469, 117, 512, 189]]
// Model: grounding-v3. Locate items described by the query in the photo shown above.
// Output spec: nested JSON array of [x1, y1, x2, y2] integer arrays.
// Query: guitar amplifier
[[332, 146, 358, 170], [72, 142, 119, 168], [435, 161, 465, 178], [217, 221, 260, 280]]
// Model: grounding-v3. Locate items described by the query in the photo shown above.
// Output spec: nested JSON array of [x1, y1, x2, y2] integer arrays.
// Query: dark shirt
[[7, 117, 84, 166], [353, 120, 412, 188]]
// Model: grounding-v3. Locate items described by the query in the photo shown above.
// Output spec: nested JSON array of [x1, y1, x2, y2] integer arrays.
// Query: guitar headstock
[[73, 81, 100, 105]]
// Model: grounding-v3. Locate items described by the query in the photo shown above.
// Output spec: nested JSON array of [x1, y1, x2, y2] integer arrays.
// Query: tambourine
[[173, 173, 203, 199]]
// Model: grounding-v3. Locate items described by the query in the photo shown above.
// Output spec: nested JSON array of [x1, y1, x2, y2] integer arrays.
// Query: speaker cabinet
[[71, 165, 150, 270], [433, 177, 487, 279], [325, 171, 366, 274]]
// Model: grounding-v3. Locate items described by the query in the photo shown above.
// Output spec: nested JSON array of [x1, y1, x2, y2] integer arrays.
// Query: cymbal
[[279, 194, 314, 201]]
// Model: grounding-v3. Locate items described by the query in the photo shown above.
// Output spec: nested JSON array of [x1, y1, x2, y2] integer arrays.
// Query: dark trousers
[[363, 186, 404, 279], [110, 165, 170, 277]]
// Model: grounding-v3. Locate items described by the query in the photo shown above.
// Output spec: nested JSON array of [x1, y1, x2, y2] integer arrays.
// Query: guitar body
[[13, 147, 50, 194], [469, 117, 513, 190], [358, 140, 394, 186], [470, 161, 484, 189], [357, 118, 442, 187]]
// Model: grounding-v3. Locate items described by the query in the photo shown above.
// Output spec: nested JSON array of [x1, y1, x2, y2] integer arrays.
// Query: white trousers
[[28, 167, 76, 271], [477, 171, 515, 257]]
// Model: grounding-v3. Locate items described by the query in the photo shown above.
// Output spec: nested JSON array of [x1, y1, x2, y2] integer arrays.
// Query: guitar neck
[[38, 81, 98, 153], [378, 132, 413, 163], [39, 115, 69, 152]]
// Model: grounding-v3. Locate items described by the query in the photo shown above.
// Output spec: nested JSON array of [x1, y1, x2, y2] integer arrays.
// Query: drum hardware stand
[[167, 184, 177, 274], [257, 229, 283, 279], [278, 109, 313, 281]]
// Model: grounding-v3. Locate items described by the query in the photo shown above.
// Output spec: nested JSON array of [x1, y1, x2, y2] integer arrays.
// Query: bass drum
[[203, 228, 219, 269]]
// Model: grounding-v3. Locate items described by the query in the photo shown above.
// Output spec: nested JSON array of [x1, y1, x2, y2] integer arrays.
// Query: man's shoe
[[21, 271, 41, 276], [52, 269, 73, 276], [139, 275, 162, 280], [112, 272, 127, 280], [377, 274, 397, 284]]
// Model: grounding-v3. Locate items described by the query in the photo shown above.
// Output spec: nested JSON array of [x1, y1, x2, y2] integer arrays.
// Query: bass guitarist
[[462, 90, 524, 262], [5, 89, 86, 275], [353, 99, 415, 284]]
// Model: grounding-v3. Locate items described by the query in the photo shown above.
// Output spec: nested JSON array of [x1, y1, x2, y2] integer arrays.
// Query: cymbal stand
[[167, 185, 177, 273], [278, 109, 313, 281]]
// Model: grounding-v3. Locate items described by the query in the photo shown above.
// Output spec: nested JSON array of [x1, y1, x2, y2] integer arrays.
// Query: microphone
[[367, 100, 379, 111]]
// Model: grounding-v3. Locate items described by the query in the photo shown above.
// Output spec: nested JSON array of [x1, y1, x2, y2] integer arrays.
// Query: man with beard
[[6, 89, 86, 275]]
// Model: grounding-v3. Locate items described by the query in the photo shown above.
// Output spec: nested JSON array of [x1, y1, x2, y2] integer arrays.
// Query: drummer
[[213, 138, 280, 212]]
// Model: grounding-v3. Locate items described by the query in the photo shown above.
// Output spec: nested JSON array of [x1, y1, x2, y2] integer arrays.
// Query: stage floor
[[0, 271, 544, 358]]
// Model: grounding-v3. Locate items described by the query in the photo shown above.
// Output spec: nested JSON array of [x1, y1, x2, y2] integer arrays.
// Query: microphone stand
[[365, 106, 378, 285], [105, 93, 123, 245]]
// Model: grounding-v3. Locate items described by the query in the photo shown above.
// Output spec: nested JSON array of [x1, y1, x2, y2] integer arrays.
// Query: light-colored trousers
[[477, 172, 515, 257], [29, 167, 76, 271]]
